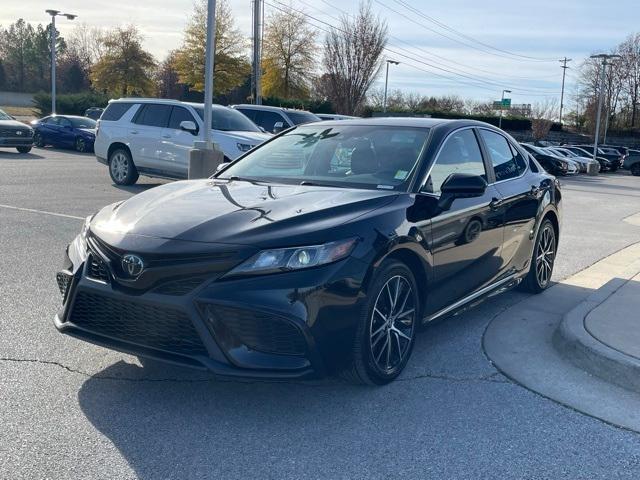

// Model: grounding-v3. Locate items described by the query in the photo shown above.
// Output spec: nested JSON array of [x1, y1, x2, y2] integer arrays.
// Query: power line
[[390, 0, 558, 62]]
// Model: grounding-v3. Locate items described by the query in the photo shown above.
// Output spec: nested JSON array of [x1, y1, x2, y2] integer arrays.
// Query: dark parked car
[[55, 119, 561, 384], [623, 150, 640, 176], [232, 104, 320, 134], [520, 143, 568, 175], [563, 146, 613, 172], [84, 107, 104, 120], [573, 145, 622, 170], [32, 115, 97, 152], [0, 108, 34, 153]]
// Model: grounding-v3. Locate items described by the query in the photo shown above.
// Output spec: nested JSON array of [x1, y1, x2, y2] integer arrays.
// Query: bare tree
[[530, 99, 559, 142], [262, 7, 317, 99], [619, 34, 640, 127], [155, 51, 182, 99], [66, 23, 106, 72], [322, 1, 387, 115]]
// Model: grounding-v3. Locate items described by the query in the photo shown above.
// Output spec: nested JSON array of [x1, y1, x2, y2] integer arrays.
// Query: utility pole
[[203, 0, 217, 149], [558, 57, 572, 125], [383, 60, 399, 113], [590, 54, 620, 161], [252, 0, 263, 105], [45, 9, 76, 115]]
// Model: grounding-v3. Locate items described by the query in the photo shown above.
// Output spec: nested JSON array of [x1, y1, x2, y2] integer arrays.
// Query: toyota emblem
[[121, 254, 144, 277]]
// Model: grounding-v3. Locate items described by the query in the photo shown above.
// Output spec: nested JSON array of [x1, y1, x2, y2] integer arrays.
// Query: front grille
[[56, 271, 72, 302], [153, 276, 207, 296], [205, 304, 307, 356], [0, 129, 31, 137], [87, 254, 109, 282], [70, 291, 208, 356]]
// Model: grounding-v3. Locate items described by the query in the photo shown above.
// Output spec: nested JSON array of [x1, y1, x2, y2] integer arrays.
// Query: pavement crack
[[398, 370, 510, 384]]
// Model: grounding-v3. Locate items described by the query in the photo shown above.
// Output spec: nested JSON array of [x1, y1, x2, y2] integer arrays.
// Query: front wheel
[[16, 146, 32, 154], [519, 219, 557, 294], [33, 132, 45, 147], [108, 148, 139, 185], [342, 260, 419, 385]]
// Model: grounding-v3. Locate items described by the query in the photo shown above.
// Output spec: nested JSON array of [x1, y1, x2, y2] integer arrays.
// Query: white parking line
[[0, 204, 84, 220]]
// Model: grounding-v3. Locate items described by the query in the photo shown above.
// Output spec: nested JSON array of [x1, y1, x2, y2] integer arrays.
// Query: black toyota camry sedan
[[55, 118, 561, 384]]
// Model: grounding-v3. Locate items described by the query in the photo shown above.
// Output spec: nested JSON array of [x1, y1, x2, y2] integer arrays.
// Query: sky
[[3, 0, 640, 105]]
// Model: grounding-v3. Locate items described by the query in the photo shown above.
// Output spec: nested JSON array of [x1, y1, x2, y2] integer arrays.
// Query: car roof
[[307, 117, 495, 130], [231, 104, 316, 114], [109, 98, 232, 110]]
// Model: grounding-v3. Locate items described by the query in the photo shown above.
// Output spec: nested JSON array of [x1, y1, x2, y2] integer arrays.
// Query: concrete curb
[[553, 271, 640, 394]]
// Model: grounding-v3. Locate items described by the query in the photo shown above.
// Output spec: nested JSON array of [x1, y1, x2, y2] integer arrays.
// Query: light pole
[[590, 54, 620, 161], [498, 89, 511, 129], [383, 60, 399, 113], [202, 0, 217, 150], [45, 9, 76, 115]]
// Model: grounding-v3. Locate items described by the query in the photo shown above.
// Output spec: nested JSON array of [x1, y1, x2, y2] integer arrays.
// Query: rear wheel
[[342, 260, 419, 385], [108, 148, 139, 185], [519, 219, 556, 294], [75, 137, 87, 152], [631, 163, 640, 176], [16, 146, 32, 154]]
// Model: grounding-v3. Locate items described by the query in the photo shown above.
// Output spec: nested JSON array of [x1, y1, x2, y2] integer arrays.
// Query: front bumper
[[55, 236, 368, 379], [0, 136, 33, 147]]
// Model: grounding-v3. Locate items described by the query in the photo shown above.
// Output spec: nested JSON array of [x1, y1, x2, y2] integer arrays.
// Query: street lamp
[[590, 54, 621, 161], [45, 9, 77, 115], [498, 89, 511, 129], [383, 60, 400, 113]]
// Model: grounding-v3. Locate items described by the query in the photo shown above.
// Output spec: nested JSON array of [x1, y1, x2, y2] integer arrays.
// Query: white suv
[[94, 98, 271, 185]]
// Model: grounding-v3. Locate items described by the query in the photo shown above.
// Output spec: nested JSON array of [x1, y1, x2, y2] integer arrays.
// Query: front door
[[160, 106, 201, 178], [420, 127, 505, 316]]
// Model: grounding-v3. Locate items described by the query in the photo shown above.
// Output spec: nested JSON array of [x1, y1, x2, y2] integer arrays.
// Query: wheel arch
[[107, 142, 132, 162]]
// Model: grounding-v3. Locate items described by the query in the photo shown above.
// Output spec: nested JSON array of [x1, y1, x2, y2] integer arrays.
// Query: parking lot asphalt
[[2, 147, 640, 479]]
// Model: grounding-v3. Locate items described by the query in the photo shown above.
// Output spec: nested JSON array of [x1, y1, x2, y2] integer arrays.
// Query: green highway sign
[[493, 98, 512, 109]]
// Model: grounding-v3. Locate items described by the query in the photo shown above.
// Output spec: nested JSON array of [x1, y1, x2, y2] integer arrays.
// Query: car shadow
[[0, 150, 45, 160], [75, 288, 526, 479], [35, 146, 95, 156]]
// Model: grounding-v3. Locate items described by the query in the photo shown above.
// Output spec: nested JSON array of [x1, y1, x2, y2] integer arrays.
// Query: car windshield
[[217, 124, 430, 191], [286, 110, 321, 125], [0, 109, 12, 120], [69, 117, 97, 128], [195, 106, 261, 132]]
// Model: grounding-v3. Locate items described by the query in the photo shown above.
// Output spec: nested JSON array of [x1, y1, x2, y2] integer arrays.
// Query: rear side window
[[256, 111, 288, 132], [133, 104, 171, 127], [101, 102, 134, 121], [168, 107, 197, 130], [236, 108, 257, 121], [479, 130, 527, 182]]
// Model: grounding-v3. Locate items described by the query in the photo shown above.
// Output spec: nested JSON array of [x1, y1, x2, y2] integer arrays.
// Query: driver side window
[[424, 129, 486, 194]]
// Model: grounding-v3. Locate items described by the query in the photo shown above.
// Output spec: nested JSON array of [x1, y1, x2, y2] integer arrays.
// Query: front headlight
[[80, 215, 93, 240], [236, 142, 254, 152], [227, 238, 358, 277]]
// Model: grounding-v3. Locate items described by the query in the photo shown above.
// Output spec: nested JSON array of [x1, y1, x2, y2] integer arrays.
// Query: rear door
[[477, 128, 537, 275], [421, 127, 506, 316], [57, 117, 76, 147], [129, 104, 171, 169]]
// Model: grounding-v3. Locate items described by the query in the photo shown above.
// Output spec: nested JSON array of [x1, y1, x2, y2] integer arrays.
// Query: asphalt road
[[2, 147, 640, 479]]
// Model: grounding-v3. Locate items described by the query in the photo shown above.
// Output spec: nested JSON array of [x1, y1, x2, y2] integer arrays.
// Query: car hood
[[91, 179, 397, 247], [0, 119, 31, 130], [213, 130, 271, 144]]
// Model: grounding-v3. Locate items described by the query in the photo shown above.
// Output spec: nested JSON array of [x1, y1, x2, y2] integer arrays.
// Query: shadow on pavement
[[0, 150, 45, 160]]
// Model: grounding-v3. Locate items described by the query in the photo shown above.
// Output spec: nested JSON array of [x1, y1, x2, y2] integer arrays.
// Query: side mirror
[[437, 173, 487, 211], [179, 120, 198, 135], [272, 121, 284, 134]]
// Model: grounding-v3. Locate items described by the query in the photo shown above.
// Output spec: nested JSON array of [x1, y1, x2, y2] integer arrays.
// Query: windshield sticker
[[394, 170, 409, 180], [377, 184, 394, 190]]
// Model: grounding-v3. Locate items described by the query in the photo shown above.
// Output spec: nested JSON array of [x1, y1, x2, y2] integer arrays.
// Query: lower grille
[[70, 291, 208, 356], [204, 304, 307, 356], [153, 276, 208, 296], [87, 254, 109, 282], [56, 271, 73, 302]]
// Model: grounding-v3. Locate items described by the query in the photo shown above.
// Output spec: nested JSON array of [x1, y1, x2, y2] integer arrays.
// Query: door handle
[[489, 197, 503, 210], [130, 130, 139, 135], [162, 135, 171, 139]]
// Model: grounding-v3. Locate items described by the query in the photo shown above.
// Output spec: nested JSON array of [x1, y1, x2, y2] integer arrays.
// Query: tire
[[631, 163, 640, 176], [519, 219, 557, 294], [33, 132, 45, 148], [16, 146, 32, 154], [108, 148, 139, 185], [341, 260, 419, 385], [75, 137, 87, 153]]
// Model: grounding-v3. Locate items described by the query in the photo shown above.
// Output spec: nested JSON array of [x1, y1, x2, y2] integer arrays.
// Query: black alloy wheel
[[75, 137, 87, 153], [520, 219, 556, 293], [343, 260, 419, 385]]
